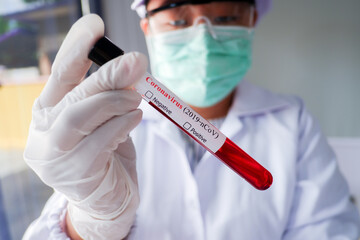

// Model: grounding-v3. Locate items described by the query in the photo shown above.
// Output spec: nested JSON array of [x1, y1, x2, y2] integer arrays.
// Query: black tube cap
[[88, 36, 125, 66]]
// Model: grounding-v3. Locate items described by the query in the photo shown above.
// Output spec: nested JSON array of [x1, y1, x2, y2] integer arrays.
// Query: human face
[[140, 0, 257, 35]]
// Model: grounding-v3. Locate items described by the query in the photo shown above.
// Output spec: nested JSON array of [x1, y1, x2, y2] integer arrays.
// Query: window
[[0, 1, 91, 239]]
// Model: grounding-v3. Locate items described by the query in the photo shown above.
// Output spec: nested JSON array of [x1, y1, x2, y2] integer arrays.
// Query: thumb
[[38, 14, 105, 108]]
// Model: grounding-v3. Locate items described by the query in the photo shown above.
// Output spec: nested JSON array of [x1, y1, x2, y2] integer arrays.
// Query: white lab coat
[[23, 81, 360, 239]]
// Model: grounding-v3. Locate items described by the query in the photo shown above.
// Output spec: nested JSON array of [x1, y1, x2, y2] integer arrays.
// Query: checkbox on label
[[145, 91, 153, 99], [183, 122, 192, 130]]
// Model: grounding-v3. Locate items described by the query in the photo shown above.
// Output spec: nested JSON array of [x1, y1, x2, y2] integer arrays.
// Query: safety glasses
[[146, 0, 256, 33]]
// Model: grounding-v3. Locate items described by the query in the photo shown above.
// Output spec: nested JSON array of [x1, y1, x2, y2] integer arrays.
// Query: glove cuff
[[68, 196, 138, 240], [66, 155, 140, 239]]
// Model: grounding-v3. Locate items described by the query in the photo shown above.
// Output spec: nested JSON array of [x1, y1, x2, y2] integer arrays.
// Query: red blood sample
[[215, 138, 273, 190]]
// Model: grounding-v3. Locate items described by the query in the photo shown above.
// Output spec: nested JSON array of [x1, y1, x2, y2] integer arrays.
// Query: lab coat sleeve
[[283, 100, 360, 239], [22, 191, 70, 240]]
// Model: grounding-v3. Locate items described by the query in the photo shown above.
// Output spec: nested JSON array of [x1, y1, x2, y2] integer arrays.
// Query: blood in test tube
[[215, 138, 273, 190]]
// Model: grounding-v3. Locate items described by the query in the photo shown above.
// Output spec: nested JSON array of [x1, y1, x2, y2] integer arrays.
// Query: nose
[[193, 16, 211, 26], [193, 16, 218, 40]]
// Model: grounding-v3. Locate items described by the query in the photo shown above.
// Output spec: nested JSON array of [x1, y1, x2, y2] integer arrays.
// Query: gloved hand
[[24, 14, 147, 239]]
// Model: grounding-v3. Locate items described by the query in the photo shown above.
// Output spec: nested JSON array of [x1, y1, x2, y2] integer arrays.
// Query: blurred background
[[0, 0, 359, 239]]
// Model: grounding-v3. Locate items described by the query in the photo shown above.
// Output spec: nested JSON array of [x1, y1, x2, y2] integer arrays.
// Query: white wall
[[101, 0, 148, 55], [249, 0, 360, 137], [102, 0, 360, 137]]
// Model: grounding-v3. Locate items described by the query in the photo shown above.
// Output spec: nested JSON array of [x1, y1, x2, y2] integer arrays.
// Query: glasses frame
[[146, 0, 255, 17]]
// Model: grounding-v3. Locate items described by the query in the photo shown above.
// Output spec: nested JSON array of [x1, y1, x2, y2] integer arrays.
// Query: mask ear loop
[[193, 16, 218, 40]]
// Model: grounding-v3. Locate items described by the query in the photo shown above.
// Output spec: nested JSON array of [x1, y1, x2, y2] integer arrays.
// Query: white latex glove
[[24, 14, 147, 239]]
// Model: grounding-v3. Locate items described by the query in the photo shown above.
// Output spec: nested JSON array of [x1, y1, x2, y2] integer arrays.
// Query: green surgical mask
[[146, 24, 254, 107]]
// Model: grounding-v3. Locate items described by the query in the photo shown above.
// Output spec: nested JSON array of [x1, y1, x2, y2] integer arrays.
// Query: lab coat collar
[[229, 80, 290, 117]]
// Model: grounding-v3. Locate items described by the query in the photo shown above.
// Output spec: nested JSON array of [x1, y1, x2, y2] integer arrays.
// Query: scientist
[[23, 0, 360, 239]]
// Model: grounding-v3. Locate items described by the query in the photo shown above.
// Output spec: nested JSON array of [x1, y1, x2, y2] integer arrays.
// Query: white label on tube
[[135, 72, 226, 153]]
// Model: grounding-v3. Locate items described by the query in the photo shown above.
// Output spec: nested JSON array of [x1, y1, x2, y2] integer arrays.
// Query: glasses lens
[[148, 1, 255, 34]]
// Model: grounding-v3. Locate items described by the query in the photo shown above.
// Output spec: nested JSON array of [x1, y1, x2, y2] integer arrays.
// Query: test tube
[[88, 36, 273, 190]]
